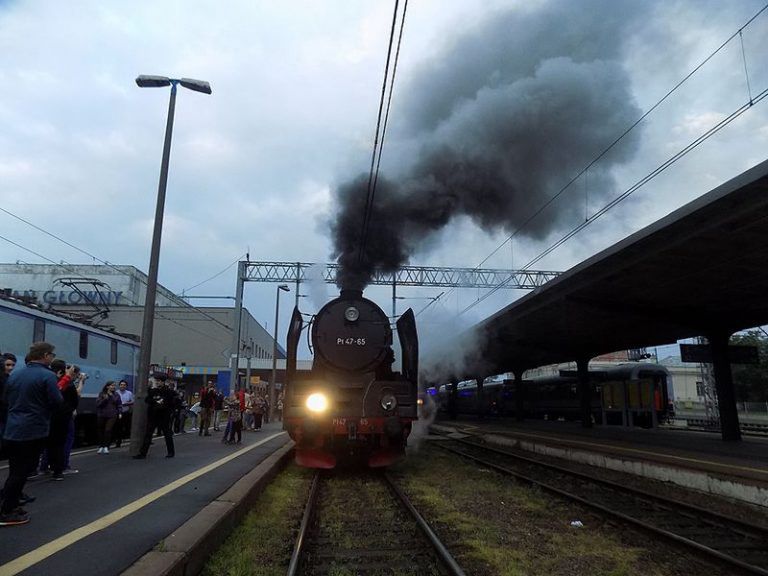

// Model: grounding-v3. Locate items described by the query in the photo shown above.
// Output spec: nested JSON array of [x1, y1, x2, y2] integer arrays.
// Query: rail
[[434, 436, 768, 576], [287, 470, 466, 575]]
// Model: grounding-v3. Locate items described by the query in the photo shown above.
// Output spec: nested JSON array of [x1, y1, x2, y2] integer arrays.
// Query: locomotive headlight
[[380, 393, 397, 411], [344, 306, 360, 322], [306, 392, 329, 413]]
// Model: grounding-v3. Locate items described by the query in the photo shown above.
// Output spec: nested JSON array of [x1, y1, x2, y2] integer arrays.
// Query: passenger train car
[[435, 363, 673, 426], [0, 296, 139, 443], [283, 289, 419, 468]]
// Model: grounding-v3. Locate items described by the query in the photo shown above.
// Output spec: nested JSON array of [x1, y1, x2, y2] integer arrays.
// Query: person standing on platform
[[252, 393, 266, 430], [198, 382, 215, 436], [188, 394, 201, 431], [115, 380, 134, 448], [62, 370, 84, 474], [276, 392, 284, 422], [0, 353, 16, 447], [174, 388, 188, 433], [133, 377, 177, 459], [95, 382, 121, 454], [42, 360, 78, 479], [213, 389, 224, 432], [243, 390, 255, 431], [224, 392, 242, 444], [0, 342, 61, 526], [263, 394, 270, 424]]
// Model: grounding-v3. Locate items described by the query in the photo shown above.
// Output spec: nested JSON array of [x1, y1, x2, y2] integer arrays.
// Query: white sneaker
[[103, 447, 109, 454], [97, 447, 103, 454]]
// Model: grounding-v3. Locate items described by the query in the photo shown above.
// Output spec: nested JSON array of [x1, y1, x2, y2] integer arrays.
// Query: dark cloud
[[331, 0, 647, 290]]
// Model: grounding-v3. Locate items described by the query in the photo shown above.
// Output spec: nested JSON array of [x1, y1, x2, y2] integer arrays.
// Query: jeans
[[115, 411, 132, 446], [1, 438, 45, 514], [199, 408, 211, 434], [139, 413, 174, 457], [64, 418, 75, 469], [97, 416, 117, 448]]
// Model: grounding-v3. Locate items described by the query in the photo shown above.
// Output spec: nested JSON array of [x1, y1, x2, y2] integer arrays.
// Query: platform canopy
[[445, 158, 768, 378]]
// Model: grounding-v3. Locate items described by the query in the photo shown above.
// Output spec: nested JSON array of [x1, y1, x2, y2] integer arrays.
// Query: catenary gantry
[[239, 262, 560, 289], [229, 262, 561, 392]]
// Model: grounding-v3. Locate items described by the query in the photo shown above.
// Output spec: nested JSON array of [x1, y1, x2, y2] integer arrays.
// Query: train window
[[79, 331, 88, 359], [33, 318, 45, 342], [110, 339, 118, 365]]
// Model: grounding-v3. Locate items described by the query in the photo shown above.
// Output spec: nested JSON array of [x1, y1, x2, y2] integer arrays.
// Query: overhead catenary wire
[[357, 0, 408, 266], [0, 233, 230, 346], [483, 2, 768, 269], [181, 253, 245, 294], [0, 233, 232, 347], [458, 84, 768, 317], [430, 3, 768, 317], [369, 0, 409, 224], [0, 203, 233, 331]]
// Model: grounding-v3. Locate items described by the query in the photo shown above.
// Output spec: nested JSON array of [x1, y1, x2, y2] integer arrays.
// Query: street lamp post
[[130, 75, 211, 457], [270, 284, 289, 422]]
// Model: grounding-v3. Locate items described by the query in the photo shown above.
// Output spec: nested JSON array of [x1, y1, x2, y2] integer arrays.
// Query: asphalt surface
[[0, 422, 290, 576]]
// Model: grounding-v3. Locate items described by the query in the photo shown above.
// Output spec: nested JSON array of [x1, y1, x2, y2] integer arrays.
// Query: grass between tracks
[[203, 445, 731, 576], [202, 463, 314, 576], [390, 444, 730, 576]]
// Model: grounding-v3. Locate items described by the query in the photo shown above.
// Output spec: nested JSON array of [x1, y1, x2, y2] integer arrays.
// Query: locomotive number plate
[[336, 337, 367, 346], [333, 417, 371, 428]]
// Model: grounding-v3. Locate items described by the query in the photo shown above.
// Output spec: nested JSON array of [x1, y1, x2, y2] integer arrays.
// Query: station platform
[[431, 416, 768, 508], [0, 422, 291, 576]]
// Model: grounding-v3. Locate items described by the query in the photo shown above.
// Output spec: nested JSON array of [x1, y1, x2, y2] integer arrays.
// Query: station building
[[0, 263, 283, 390]]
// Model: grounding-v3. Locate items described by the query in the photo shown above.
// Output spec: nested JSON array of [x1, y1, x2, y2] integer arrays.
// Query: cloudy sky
[[1, 0, 766, 361]]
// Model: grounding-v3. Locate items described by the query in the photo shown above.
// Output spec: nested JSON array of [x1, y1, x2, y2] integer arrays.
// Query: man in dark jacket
[[0, 353, 10, 444], [198, 382, 216, 436], [133, 377, 177, 459], [1, 342, 62, 526], [44, 360, 79, 480]]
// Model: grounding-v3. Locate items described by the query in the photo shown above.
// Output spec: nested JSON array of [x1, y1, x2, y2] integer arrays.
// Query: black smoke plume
[[331, 0, 647, 290]]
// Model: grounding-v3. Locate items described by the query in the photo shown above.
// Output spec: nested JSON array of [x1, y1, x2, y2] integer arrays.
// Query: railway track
[[434, 435, 768, 576], [287, 470, 465, 576]]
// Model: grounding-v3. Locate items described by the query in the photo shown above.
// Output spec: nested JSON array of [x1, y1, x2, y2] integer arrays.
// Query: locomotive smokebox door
[[313, 290, 393, 373]]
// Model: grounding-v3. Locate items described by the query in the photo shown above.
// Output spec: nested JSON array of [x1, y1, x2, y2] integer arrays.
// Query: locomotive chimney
[[339, 288, 363, 300]]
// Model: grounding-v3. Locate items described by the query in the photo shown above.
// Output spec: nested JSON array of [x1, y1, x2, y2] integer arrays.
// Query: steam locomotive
[[283, 289, 419, 468]]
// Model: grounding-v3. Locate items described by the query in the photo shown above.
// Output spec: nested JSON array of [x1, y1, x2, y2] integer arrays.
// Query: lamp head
[[136, 75, 171, 88], [179, 78, 212, 95], [136, 75, 212, 95]]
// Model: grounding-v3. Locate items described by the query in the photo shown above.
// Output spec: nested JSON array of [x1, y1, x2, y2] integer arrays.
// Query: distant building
[[0, 263, 282, 390], [0, 263, 187, 308]]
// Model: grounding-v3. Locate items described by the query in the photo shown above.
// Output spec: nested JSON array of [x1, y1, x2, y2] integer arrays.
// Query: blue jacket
[[2, 361, 62, 441]]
